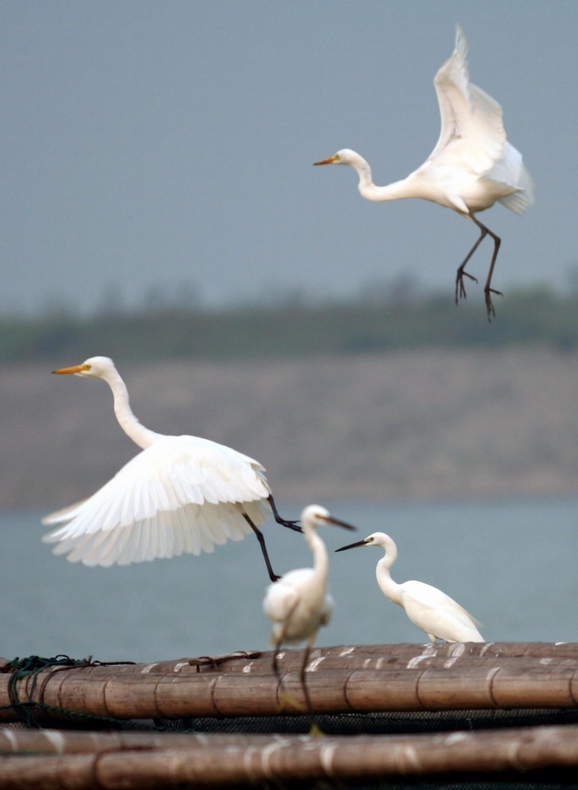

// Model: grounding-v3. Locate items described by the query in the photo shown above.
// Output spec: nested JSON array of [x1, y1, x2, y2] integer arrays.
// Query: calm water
[[0, 498, 576, 664]]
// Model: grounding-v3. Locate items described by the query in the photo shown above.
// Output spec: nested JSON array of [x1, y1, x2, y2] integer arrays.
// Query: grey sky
[[2, 1, 576, 315]]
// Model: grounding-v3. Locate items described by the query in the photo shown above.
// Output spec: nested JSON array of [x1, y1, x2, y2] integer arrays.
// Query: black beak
[[325, 515, 357, 532], [335, 538, 368, 552]]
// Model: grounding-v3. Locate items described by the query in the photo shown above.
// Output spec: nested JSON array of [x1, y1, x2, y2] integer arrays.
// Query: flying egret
[[263, 504, 356, 719], [336, 532, 484, 643], [314, 24, 534, 320], [42, 356, 300, 581]]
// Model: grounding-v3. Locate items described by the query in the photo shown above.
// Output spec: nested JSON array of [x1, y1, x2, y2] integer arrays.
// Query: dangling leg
[[472, 216, 502, 321], [243, 512, 279, 581], [268, 494, 301, 533], [455, 219, 485, 305], [456, 215, 503, 320]]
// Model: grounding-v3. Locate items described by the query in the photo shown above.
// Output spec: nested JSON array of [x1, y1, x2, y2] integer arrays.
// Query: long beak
[[313, 155, 338, 166], [335, 538, 368, 552], [324, 515, 356, 532], [52, 364, 87, 375]]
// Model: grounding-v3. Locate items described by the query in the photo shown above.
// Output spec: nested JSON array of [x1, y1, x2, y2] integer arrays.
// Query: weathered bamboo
[[138, 641, 578, 675], [1, 643, 577, 723], [0, 726, 576, 788]]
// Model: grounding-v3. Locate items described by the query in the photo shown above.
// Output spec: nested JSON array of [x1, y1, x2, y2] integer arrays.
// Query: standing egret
[[314, 24, 534, 320], [336, 532, 484, 643], [42, 356, 300, 581], [263, 504, 356, 719]]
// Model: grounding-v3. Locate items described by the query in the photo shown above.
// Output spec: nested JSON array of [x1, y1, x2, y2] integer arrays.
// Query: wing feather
[[401, 580, 483, 642], [43, 435, 270, 566], [428, 25, 507, 176]]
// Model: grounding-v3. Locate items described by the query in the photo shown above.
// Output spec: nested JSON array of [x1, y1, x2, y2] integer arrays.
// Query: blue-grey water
[[1, 498, 576, 664]]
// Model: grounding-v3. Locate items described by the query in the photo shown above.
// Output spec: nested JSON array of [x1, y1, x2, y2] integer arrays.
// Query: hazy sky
[[2, 1, 577, 315]]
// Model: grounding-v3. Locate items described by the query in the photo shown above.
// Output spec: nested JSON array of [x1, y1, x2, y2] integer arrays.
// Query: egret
[[336, 532, 484, 643], [42, 356, 300, 581], [314, 24, 534, 320], [263, 504, 356, 719]]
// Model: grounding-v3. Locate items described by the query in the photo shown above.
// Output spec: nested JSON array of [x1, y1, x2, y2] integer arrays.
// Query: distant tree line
[[1, 284, 577, 366]]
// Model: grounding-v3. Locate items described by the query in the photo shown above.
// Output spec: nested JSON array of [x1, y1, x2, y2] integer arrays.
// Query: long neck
[[305, 525, 329, 583], [352, 156, 417, 203], [375, 542, 403, 607], [104, 369, 163, 450]]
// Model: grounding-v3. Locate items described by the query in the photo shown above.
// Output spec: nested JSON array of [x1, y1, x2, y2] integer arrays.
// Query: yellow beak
[[313, 155, 338, 166], [52, 364, 89, 375]]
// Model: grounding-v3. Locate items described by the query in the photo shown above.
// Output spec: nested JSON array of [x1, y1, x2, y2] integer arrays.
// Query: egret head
[[52, 356, 116, 380], [301, 504, 356, 532], [335, 531, 389, 552], [314, 149, 359, 167]]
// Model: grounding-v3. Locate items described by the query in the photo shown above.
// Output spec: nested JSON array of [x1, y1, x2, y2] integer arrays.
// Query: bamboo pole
[[1, 644, 577, 723], [134, 641, 578, 675], [0, 726, 576, 789]]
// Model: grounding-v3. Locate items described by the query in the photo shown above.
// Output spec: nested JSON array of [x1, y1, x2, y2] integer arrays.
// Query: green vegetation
[[1, 287, 576, 365]]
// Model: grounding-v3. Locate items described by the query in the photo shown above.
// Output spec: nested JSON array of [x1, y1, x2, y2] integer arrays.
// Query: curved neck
[[375, 542, 403, 607], [104, 369, 162, 450], [353, 156, 416, 203], [305, 525, 329, 582]]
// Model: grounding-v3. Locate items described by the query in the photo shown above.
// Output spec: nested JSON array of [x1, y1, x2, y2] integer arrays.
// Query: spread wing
[[427, 24, 506, 176], [42, 435, 270, 566]]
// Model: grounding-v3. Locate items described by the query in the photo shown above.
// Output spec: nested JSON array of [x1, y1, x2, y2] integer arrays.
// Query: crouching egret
[[314, 24, 534, 320], [42, 356, 300, 581], [336, 532, 484, 643], [263, 504, 356, 721]]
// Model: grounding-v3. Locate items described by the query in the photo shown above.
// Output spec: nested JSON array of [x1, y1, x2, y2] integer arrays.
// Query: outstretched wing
[[42, 435, 270, 566], [427, 24, 506, 176]]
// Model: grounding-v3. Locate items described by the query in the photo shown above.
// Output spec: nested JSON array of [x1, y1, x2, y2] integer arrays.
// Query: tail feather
[[498, 161, 535, 214]]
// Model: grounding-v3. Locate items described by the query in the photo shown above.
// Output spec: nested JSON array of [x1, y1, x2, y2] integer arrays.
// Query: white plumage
[[42, 356, 298, 580], [336, 531, 484, 643], [315, 24, 534, 319], [263, 504, 356, 718]]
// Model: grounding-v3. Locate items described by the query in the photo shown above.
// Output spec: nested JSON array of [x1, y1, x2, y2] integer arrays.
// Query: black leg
[[455, 215, 503, 321], [243, 512, 279, 582], [472, 216, 502, 322], [300, 641, 314, 718], [268, 494, 301, 533], [271, 630, 300, 713], [455, 222, 484, 305], [300, 636, 323, 734]]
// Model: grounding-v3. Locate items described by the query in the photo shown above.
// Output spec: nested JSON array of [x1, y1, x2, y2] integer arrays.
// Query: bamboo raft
[[1, 642, 577, 788]]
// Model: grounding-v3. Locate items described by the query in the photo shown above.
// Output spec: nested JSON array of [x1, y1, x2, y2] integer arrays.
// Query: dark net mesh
[[156, 707, 578, 735]]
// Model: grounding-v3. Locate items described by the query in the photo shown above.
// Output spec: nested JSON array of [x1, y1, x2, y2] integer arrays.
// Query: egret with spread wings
[[43, 356, 299, 580], [315, 25, 534, 319]]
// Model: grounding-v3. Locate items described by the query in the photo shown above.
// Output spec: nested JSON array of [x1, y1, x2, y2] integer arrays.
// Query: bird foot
[[484, 287, 502, 322], [308, 722, 325, 737], [454, 269, 478, 305]]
